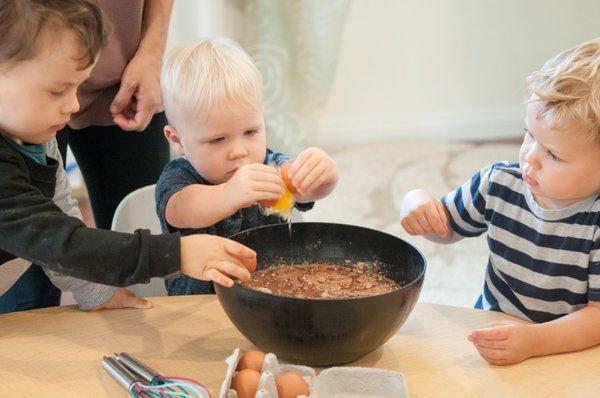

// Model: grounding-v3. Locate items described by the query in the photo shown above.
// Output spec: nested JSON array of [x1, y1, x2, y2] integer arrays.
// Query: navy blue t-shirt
[[155, 149, 313, 295]]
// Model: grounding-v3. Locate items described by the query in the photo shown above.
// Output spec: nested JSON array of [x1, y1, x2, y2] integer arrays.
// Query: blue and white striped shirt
[[441, 162, 600, 323]]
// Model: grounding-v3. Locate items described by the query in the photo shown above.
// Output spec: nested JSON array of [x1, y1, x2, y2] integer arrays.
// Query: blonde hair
[[527, 38, 600, 138], [161, 37, 263, 128]]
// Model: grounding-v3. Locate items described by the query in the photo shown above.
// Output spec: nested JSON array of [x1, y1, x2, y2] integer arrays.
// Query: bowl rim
[[222, 221, 428, 302]]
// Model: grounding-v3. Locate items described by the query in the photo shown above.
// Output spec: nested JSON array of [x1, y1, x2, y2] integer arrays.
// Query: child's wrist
[[527, 324, 545, 357], [179, 236, 191, 276], [218, 183, 239, 215]]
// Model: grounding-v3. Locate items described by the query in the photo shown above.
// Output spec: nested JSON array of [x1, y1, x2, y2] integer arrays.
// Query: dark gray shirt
[[155, 149, 313, 239], [0, 136, 181, 292]]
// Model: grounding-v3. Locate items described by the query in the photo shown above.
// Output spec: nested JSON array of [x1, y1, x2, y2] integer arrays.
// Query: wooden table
[[1, 296, 599, 397]]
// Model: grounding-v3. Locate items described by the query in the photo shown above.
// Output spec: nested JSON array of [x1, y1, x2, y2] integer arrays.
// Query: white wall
[[167, 1, 600, 144], [166, 0, 241, 50], [318, 0, 600, 144], [167, 0, 221, 49]]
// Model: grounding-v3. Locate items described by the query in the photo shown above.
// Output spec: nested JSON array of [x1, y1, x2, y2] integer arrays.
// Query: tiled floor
[[304, 139, 521, 307]]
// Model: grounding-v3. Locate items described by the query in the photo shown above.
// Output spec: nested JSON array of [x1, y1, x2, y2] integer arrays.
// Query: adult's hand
[[109, 53, 162, 131], [109, 0, 173, 131]]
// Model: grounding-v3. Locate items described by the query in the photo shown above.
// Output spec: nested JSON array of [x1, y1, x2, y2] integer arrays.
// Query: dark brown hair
[[0, 0, 107, 68]]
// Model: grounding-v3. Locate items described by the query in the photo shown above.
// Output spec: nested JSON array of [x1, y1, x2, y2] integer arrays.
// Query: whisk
[[102, 353, 213, 398]]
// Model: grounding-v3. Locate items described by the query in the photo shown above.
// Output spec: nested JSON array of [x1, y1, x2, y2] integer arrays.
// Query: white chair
[[111, 184, 167, 297]]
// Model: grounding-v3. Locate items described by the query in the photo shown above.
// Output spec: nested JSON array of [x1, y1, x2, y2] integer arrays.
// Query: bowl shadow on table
[[351, 318, 430, 365], [8, 304, 238, 363], [337, 318, 426, 369], [96, 306, 252, 362]]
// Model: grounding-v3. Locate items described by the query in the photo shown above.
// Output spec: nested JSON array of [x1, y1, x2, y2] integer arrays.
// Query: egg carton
[[219, 348, 409, 398]]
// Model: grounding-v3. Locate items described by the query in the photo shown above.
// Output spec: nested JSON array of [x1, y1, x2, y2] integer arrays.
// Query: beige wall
[[168, 1, 600, 144], [319, 0, 600, 144]]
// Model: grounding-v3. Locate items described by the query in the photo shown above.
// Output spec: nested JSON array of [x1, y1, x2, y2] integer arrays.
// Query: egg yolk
[[260, 163, 295, 219]]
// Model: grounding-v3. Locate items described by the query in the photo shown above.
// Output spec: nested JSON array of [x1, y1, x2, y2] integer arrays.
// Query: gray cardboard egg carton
[[219, 348, 409, 398]]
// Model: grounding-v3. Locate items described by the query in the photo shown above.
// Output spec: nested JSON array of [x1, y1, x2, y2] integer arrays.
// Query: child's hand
[[468, 321, 537, 365], [90, 288, 152, 311], [180, 234, 257, 287], [400, 189, 449, 237], [288, 147, 339, 200], [224, 164, 285, 211]]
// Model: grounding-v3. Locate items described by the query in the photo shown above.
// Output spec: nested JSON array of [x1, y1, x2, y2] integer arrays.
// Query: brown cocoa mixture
[[240, 263, 399, 299]]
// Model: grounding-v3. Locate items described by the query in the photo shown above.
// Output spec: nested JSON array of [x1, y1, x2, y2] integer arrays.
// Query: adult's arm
[[110, 0, 174, 131]]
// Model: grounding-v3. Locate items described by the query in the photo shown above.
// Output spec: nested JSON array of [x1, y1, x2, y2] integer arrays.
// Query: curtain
[[237, 0, 351, 154]]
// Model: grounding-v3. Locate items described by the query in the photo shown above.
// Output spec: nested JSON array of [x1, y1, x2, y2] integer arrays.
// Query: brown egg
[[236, 350, 266, 372], [231, 368, 261, 398], [275, 371, 310, 398]]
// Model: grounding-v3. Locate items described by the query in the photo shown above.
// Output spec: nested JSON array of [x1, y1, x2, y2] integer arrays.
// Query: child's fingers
[[291, 154, 319, 186], [240, 256, 258, 273], [400, 218, 416, 235], [92, 288, 152, 310], [296, 164, 323, 190], [489, 320, 514, 328], [243, 166, 285, 193], [238, 257, 257, 272], [224, 240, 257, 262], [205, 268, 234, 287], [255, 191, 285, 203], [250, 180, 285, 197], [476, 350, 505, 366], [245, 167, 285, 189], [474, 345, 506, 362], [471, 339, 507, 350], [435, 201, 450, 235], [423, 205, 447, 237], [125, 295, 153, 309], [212, 259, 252, 281], [236, 164, 282, 186], [297, 163, 328, 193], [401, 217, 426, 235], [289, 150, 311, 176], [414, 212, 437, 235], [251, 164, 285, 179], [469, 327, 509, 341]]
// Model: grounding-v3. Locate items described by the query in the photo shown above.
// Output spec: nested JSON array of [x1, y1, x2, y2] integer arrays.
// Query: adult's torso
[[69, 0, 145, 129]]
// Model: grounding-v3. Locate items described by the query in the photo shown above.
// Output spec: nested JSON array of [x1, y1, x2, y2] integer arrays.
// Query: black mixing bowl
[[214, 222, 426, 366]]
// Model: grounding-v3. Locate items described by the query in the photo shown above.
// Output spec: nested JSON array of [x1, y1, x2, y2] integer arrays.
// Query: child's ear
[[164, 125, 185, 156]]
